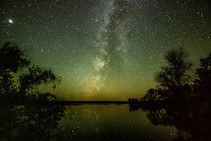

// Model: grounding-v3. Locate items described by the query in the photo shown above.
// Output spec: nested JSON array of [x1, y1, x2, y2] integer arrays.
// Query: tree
[[194, 53, 211, 105], [141, 88, 156, 102], [0, 42, 60, 105], [155, 47, 192, 99], [0, 42, 30, 98], [128, 98, 139, 103], [195, 53, 211, 93], [0, 42, 65, 140], [0, 42, 30, 73], [140, 88, 166, 102]]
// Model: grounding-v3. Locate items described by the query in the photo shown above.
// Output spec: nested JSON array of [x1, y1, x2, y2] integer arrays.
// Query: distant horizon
[[56, 100, 129, 102], [54, 94, 142, 101]]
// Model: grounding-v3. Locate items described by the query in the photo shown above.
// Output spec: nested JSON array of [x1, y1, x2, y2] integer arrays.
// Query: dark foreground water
[[1, 103, 210, 141], [58, 104, 176, 141]]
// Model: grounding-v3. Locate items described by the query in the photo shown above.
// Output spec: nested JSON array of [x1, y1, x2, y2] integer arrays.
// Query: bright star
[[8, 19, 13, 23]]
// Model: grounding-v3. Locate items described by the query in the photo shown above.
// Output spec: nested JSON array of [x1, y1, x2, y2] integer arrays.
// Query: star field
[[0, 0, 210, 100]]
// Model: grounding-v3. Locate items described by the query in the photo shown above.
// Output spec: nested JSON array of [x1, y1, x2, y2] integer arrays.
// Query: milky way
[[0, 0, 210, 100], [86, 0, 131, 95]]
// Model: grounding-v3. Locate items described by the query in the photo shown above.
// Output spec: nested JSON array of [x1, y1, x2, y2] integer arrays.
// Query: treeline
[[129, 47, 210, 107], [129, 47, 210, 140]]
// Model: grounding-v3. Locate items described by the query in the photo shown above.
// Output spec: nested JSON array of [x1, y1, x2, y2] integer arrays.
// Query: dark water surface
[[58, 104, 176, 141], [1, 103, 210, 141]]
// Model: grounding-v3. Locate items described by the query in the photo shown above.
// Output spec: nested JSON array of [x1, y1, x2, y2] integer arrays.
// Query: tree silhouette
[[128, 98, 139, 104], [0, 42, 60, 105], [0, 42, 65, 140], [140, 88, 166, 102], [0, 42, 30, 73], [192, 53, 211, 122], [19, 66, 59, 94], [155, 47, 192, 100], [131, 53, 211, 141], [194, 53, 211, 96], [0, 42, 30, 104], [129, 52, 211, 140]]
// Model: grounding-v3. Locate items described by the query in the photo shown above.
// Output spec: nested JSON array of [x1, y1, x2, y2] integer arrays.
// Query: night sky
[[0, 0, 210, 100]]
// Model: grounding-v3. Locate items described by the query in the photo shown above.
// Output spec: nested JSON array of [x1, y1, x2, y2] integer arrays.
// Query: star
[[8, 18, 13, 24], [0, 0, 210, 100]]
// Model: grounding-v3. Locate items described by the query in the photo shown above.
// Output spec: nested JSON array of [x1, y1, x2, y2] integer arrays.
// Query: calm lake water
[[1, 103, 209, 140], [58, 104, 176, 141]]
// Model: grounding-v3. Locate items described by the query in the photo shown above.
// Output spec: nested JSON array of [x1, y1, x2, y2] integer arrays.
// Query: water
[[1, 103, 209, 140], [58, 104, 176, 141]]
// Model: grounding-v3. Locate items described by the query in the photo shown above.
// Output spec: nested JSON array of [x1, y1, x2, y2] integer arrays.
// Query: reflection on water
[[129, 103, 211, 141], [1, 103, 210, 141], [59, 105, 176, 141], [0, 103, 65, 141]]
